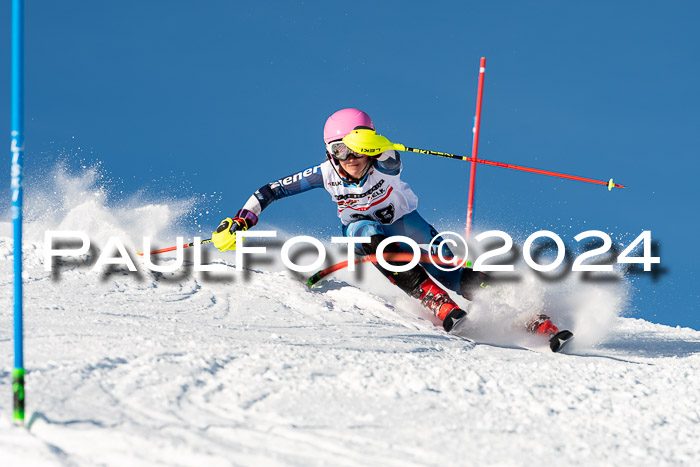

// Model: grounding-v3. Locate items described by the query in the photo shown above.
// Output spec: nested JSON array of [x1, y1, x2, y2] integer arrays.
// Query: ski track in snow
[[0, 235, 698, 467]]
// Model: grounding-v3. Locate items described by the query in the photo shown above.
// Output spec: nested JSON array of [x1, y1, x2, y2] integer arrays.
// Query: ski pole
[[398, 145, 624, 190], [342, 129, 626, 190], [137, 238, 213, 256]]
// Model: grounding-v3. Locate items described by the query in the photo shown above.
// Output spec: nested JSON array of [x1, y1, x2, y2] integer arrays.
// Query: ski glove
[[211, 209, 258, 251]]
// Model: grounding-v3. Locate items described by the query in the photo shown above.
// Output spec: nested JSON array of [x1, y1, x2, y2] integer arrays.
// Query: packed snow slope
[[1, 168, 699, 466]]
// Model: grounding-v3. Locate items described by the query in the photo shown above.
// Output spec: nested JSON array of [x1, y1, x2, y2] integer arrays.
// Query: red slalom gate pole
[[466, 57, 486, 239], [136, 238, 213, 256], [307, 252, 463, 287]]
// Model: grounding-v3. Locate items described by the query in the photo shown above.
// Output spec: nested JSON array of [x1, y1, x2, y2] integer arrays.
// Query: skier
[[212, 108, 571, 348]]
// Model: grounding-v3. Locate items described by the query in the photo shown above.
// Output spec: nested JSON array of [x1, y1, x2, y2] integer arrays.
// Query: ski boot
[[526, 314, 574, 352], [415, 278, 468, 333]]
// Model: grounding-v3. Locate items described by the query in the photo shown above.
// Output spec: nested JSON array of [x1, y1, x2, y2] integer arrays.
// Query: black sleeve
[[252, 163, 325, 212]]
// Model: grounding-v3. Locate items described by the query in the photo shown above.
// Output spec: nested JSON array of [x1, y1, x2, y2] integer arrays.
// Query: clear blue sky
[[3, 1, 698, 328]]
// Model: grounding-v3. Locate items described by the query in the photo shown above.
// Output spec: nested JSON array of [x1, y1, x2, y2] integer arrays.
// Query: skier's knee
[[459, 268, 491, 300], [360, 234, 389, 256], [363, 235, 428, 296]]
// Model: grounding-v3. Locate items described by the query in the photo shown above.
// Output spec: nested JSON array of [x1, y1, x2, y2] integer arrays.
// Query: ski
[[549, 330, 574, 353]]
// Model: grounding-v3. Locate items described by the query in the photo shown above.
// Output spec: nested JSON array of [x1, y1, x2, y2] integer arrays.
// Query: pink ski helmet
[[323, 108, 375, 144]]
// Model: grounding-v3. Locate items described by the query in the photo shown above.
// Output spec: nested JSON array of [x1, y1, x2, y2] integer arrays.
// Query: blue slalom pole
[[11, 0, 25, 425]]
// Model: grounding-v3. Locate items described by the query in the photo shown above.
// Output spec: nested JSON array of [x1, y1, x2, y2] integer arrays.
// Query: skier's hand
[[211, 209, 258, 251]]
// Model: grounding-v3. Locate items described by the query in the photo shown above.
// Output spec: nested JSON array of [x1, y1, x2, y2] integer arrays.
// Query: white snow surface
[[1, 169, 699, 466]]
